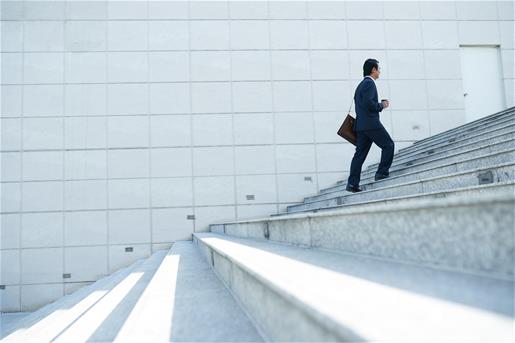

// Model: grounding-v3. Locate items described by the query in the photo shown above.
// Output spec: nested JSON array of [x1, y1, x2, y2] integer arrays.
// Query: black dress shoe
[[345, 184, 363, 193], [374, 174, 389, 181]]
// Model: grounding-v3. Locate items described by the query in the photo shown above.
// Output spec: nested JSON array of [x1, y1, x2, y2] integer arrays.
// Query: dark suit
[[347, 76, 395, 187]]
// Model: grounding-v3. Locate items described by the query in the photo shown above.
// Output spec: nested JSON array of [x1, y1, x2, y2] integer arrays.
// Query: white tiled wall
[[1, 0, 513, 312]]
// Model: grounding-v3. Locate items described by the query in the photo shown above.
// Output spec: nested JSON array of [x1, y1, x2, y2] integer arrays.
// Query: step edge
[[366, 127, 515, 170], [193, 233, 362, 341], [287, 181, 515, 214], [397, 117, 515, 155], [312, 157, 515, 203], [211, 187, 515, 226]]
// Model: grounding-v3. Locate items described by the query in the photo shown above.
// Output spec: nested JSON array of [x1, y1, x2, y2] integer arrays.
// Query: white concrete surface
[[210, 188, 515, 279], [194, 232, 514, 342], [113, 241, 263, 342], [2, 243, 263, 342], [0, 312, 31, 339], [1, 0, 514, 312]]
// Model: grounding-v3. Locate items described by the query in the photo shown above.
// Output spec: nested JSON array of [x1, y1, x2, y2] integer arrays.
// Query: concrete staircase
[[1, 243, 263, 342], [3, 108, 513, 342], [284, 107, 515, 215], [195, 107, 514, 341]]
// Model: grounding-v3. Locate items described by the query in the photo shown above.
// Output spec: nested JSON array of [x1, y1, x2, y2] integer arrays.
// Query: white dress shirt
[[365, 75, 375, 84]]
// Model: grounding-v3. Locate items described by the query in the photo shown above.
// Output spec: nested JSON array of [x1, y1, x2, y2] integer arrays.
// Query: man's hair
[[363, 59, 379, 77]]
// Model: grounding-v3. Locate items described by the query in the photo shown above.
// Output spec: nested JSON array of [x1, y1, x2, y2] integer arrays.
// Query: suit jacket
[[353, 76, 385, 132]]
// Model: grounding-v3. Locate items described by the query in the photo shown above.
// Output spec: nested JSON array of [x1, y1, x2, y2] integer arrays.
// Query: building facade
[[1, 0, 513, 311]]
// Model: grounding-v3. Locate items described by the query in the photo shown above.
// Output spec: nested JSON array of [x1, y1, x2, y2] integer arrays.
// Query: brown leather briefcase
[[337, 114, 357, 146]]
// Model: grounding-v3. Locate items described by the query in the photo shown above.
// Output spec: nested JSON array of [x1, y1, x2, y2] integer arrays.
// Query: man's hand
[[381, 99, 390, 109]]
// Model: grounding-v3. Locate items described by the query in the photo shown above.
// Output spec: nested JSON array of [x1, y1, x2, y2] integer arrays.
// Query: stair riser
[[213, 198, 515, 279], [362, 138, 515, 178], [288, 182, 514, 213], [300, 161, 515, 207], [193, 237, 349, 342], [394, 116, 515, 160], [331, 132, 515, 190], [365, 153, 515, 191], [399, 111, 514, 152], [312, 150, 515, 202], [365, 128, 515, 174]]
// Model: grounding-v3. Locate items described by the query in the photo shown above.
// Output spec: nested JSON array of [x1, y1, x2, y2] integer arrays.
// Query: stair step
[[3, 243, 263, 342], [398, 108, 514, 153], [112, 241, 263, 342], [193, 233, 513, 342], [1, 252, 160, 342], [335, 126, 515, 188], [391, 114, 515, 162], [50, 250, 169, 342], [365, 126, 515, 173], [331, 148, 515, 195], [0, 313, 31, 339], [360, 137, 515, 180], [327, 143, 515, 196], [304, 152, 515, 208], [209, 192, 514, 279], [285, 180, 514, 215]]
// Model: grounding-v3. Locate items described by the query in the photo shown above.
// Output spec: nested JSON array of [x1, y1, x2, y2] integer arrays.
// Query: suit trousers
[[347, 126, 395, 186]]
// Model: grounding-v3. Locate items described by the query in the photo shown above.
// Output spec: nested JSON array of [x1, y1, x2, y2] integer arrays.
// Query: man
[[346, 59, 394, 193]]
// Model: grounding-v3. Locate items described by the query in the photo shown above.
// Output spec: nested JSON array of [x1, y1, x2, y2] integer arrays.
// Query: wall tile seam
[[0, 78, 469, 86], [1, 242, 166, 253], [0, 145, 364, 153], [0, 201, 350, 216], [1, 282, 99, 288], [1, 48, 473, 53], [17, 1, 26, 312], [381, 0, 395, 139], [186, 1, 197, 233], [0, 110, 468, 122], [2, 172, 364, 184], [0, 108, 468, 119], [145, 0, 153, 252], [60, 0, 67, 301], [265, 0, 280, 215], [307, 0, 320, 193], [0, 138, 424, 151], [416, 0, 434, 137], [494, 0, 510, 106], [104, 0, 111, 275], [227, 0, 239, 222], [3, 19, 511, 22]]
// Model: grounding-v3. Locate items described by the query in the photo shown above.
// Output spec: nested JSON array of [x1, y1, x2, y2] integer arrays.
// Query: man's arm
[[362, 81, 384, 113]]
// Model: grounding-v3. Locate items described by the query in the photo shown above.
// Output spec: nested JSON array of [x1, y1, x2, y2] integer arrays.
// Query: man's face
[[371, 65, 381, 79]]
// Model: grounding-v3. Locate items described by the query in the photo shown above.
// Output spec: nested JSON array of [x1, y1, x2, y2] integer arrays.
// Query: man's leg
[[367, 126, 395, 177], [347, 132, 373, 186]]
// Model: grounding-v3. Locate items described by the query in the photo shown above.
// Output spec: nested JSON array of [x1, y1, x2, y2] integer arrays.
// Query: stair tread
[[111, 241, 263, 342], [398, 109, 514, 150], [2, 251, 167, 342], [367, 125, 515, 168], [285, 180, 515, 215], [303, 160, 515, 208], [321, 146, 515, 196], [212, 186, 514, 227], [3, 243, 263, 342], [194, 233, 513, 342], [360, 137, 515, 178], [0, 313, 31, 339], [398, 116, 514, 153], [393, 118, 515, 159]]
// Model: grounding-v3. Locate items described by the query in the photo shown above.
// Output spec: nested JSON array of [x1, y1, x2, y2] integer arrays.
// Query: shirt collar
[[365, 75, 376, 83]]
